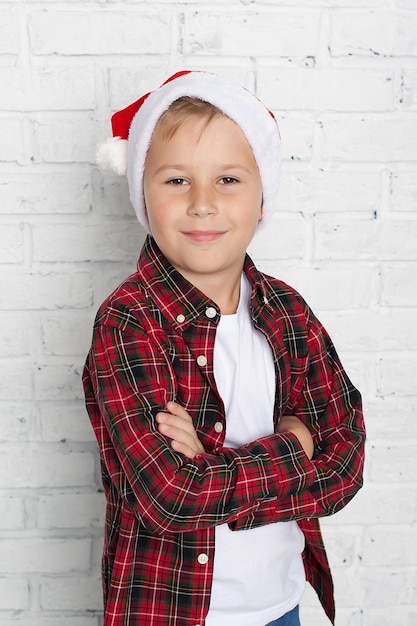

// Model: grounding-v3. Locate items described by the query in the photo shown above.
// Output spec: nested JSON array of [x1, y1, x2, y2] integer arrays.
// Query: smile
[[181, 231, 227, 243]]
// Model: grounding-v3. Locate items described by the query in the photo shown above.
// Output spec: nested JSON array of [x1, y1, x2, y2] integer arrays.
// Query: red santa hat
[[96, 70, 281, 233]]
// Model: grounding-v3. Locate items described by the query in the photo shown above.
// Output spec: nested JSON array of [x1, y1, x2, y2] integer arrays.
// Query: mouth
[[181, 230, 227, 243]]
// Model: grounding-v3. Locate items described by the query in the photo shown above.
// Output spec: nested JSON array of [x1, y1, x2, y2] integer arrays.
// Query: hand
[[277, 415, 314, 460], [156, 401, 205, 459]]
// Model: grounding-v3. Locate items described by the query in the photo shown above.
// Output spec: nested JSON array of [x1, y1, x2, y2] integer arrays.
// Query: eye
[[167, 178, 188, 186], [218, 176, 239, 185]]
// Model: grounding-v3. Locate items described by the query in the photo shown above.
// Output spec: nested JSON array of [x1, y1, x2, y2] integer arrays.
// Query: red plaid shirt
[[83, 235, 365, 626]]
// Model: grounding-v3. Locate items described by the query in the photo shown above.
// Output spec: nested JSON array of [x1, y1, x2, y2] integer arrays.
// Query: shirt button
[[197, 355, 207, 367], [205, 306, 217, 319], [197, 553, 209, 565], [214, 421, 223, 433], [176, 313, 185, 323]]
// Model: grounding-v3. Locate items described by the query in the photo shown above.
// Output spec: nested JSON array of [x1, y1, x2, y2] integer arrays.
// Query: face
[[143, 114, 263, 292]]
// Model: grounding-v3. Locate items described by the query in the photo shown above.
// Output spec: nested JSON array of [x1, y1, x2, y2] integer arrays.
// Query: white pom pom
[[95, 136, 128, 176]]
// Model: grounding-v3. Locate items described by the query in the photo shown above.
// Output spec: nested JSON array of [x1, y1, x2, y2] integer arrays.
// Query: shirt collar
[[137, 236, 270, 329]]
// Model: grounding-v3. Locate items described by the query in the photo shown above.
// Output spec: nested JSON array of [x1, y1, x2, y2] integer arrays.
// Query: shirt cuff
[[253, 431, 317, 499]]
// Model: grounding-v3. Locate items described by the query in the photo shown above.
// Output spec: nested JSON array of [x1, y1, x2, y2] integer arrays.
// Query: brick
[[364, 396, 417, 441], [248, 214, 307, 260], [363, 527, 417, 566], [34, 362, 84, 401], [400, 70, 417, 109], [304, 606, 363, 626], [0, 6, 20, 53], [0, 537, 91, 573], [33, 117, 98, 164], [314, 216, 417, 261], [91, 169, 134, 218], [378, 354, 417, 396], [0, 168, 92, 215], [319, 308, 417, 352], [1, 403, 32, 440], [0, 577, 30, 610], [396, 0, 417, 6], [261, 0, 388, 4], [0, 494, 26, 530], [381, 263, 417, 306], [0, 313, 28, 356], [37, 491, 105, 529], [0, 618, 98, 626], [279, 167, 382, 215], [182, 10, 320, 57], [29, 10, 171, 55], [369, 442, 417, 483], [108, 65, 253, 112], [0, 362, 33, 400], [33, 222, 144, 263], [330, 11, 417, 57], [109, 66, 173, 111], [319, 527, 362, 568], [323, 484, 416, 526], [366, 609, 417, 626], [332, 567, 415, 607], [36, 401, 95, 443], [0, 223, 25, 263], [275, 265, 376, 312], [0, 119, 24, 163], [0, 272, 93, 310], [276, 114, 314, 161], [40, 576, 102, 611], [408, 611, 417, 626], [258, 67, 394, 112], [41, 311, 95, 356], [389, 170, 417, 212], [0, 65, 95, 111], [0, 445, 95, 489], [318, 115, 417, 162]]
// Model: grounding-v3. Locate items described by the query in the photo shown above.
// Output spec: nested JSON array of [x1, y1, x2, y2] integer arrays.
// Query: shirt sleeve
[[230, 314, 365, 531], [83, 319, 317, 535]]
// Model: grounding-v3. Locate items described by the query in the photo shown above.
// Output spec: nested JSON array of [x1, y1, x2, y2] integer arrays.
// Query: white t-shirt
[[206, 275, 306, 626]]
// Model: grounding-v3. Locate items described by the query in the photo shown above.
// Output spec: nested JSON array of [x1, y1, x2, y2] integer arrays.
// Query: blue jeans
[[266, 605, 300, 626]]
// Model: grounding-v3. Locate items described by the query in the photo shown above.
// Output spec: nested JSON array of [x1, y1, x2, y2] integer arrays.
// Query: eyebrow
[[152, 163, 254, 175]]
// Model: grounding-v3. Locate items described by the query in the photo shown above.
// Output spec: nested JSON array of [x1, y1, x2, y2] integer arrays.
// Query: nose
[[187, 183, 218, 217]]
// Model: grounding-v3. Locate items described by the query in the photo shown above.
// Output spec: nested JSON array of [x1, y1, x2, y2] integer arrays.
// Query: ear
[[258, 197, 264, 221]]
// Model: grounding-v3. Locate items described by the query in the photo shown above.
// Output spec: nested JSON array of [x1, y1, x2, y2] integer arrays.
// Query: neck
[[185, 269, 243, 314], [203, 277, 241, 314]]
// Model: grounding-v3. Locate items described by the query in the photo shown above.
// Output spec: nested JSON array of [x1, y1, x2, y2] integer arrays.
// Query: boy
[[83, 70, 365, 626]]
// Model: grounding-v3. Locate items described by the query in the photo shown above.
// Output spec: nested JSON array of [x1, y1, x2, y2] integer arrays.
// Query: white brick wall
[[1, 1, 416, 624]]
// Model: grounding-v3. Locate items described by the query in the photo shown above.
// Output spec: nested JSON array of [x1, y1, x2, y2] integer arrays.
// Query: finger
[[156, 415, 196, 445], [156, 412, 204, 458], [165, 401, 193, 422], [156, 412, 194, 433], [157, 421, 203, 458], [171, 439, 202, 459]]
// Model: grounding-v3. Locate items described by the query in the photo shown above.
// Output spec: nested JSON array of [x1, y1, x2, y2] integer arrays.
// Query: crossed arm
[[157, 401, 315, 460]]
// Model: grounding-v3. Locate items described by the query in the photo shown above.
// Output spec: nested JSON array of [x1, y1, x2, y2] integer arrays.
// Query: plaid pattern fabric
[[83, 235, 365, 626]]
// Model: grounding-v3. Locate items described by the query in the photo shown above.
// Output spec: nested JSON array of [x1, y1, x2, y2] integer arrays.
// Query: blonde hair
[[155, 96, 226, 140]]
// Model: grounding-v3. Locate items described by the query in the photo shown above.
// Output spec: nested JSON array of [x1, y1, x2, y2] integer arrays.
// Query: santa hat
[[96, 70, 281, 233]]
